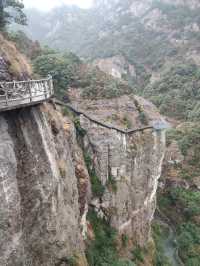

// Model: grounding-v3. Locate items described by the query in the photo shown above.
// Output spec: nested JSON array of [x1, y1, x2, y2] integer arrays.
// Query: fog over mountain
[[23, 0, 93, 10], [23, 0, 200, 121]]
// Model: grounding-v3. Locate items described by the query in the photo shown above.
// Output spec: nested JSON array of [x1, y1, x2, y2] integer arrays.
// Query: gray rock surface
[[0, 104, 87, 266], [0, 93, 166, 265], [73, 95, 166, 246]]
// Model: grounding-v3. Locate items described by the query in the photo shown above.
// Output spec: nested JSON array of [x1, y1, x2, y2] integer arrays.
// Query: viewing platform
[[0, 76, 54, 112]]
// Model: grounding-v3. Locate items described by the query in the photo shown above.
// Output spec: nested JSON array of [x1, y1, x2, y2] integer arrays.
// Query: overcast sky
[[23, 0, 94, 11]]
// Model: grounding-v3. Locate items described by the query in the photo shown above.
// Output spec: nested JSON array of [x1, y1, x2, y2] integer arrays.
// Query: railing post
[[29, 81, 32, 102], [51, 78, 54, 95], [44, 80, 47, 99], [5, 84, 8, 106], [48, 75, 53, 95]]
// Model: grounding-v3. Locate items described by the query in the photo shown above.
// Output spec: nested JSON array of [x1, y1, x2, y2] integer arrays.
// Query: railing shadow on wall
[[0, 75, 54, 112]]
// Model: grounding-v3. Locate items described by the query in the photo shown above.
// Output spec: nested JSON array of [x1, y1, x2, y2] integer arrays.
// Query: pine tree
[[0, 0, 27, 30]]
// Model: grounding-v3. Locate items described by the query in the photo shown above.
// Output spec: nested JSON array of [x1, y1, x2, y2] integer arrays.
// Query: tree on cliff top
[[0, 0, 27, 30]]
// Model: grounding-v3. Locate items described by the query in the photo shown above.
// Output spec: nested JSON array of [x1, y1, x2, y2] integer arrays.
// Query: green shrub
[[144, 63, 200, 121], [152, 0, 200, 30], [83, 152, 105, 198], [81, 68, 133, 100], [122, 116, 132, 129], [152, 222, 172, 266], [169, 188, 200, 218], [86, 210, 118, 266], [74, 118, 86, 137], [177, 223, 200, 264], [86, 210, 134, 266], [8, 31, 42, 59], [166, 126, 200, 169], [33, 49, 81, 99], [178, 126, 200, 158], [131, 246, 145, 263], [84, 152, 92, 170], [121, 234, 129, 248], [90, 171, 105, 198], [62, 107, 69, 116], [139, 111, 148, 125], [67, 256, 77, 266], [107, 175, 117, 193]]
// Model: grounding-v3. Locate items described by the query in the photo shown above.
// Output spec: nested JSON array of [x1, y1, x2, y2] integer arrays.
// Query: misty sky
[[23, 0, 94, 11]]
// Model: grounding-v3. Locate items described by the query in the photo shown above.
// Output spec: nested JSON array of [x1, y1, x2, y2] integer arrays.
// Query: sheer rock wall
[[0, 103, 88, 266]]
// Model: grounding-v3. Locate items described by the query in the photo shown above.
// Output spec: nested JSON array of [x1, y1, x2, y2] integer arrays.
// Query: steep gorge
[[0, 31, 168, 265], [23, 0, 200, 122], [0, 97, 166, 265]]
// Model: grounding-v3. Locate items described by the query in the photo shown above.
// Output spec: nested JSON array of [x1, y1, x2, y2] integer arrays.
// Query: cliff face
[[0, 92, 166, 264], [69, 92, 166, 246], [93, 56, 136, 80], [0, 104, 88, 266], [82, 117, 165, 246]]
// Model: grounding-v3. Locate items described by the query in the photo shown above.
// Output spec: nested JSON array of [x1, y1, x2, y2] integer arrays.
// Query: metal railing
[[0, 76, 54, 112]]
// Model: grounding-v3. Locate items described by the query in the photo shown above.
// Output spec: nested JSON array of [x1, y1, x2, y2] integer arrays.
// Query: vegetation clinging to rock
[[86, 210, 136, 266], [145, 63, 200, 121], [33, 48, 81, 98]]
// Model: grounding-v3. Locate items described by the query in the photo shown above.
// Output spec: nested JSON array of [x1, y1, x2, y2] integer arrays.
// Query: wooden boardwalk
[[0, 76, 54, 112]]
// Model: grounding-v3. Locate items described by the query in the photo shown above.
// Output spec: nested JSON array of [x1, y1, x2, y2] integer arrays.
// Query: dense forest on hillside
[[22, 0, 200, 122]]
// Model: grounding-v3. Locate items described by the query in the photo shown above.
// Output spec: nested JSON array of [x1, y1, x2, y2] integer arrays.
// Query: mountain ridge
[[22, 0, 200, 121]]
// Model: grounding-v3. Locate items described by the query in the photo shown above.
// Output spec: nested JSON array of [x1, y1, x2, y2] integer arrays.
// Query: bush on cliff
[[145, 63, 200, 121], [33, 48, 81, 98], [167, 125, 200, 168], [152, 222, 172, 266], [177, 223, 200, 265], [86, 210, 135, 266], [80, 67, 133, 100], [8, 30, 42, 59], [158, 186, 200, 265], [83, 152, 105, 198]]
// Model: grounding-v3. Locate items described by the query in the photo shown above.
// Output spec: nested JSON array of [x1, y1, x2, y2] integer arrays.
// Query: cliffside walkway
[[0, 76, 54, 112], [54, 99, 169, 134], [0, 78, 169, 134]]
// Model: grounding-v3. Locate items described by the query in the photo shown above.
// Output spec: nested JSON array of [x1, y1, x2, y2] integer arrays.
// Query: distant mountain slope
[[23, 0, 200, 120], [0, 33, 31, 80], [24, 0, 200, 61]]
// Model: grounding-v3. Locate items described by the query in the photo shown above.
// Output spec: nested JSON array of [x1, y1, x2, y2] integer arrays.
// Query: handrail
[[54, 99, 170, 133], [54, 99, 156, 134], [0, 76, 52, 85], [0, 76, 54, 112], [54, 100, 170, 134]]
